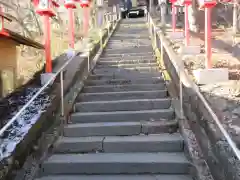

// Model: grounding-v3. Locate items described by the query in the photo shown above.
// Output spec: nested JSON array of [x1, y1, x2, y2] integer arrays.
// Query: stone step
[[87, 74, 161, 80], [77, 90, 168, 102], [105, 45, 152, 50], [110, 37, 150, 41], [112, 33, 149, 37], [92, 66, 159, 74], [91, 71, 162, 78], [108, 39, 150, 42], [97, 59, 155, 65], [84, 77, 164, 86], [110, 37, 150, 40], [107, 42, 152, 47], [108, 39, 151, 43], [75, 98, 171, 112], [55, 133, 183, 153], [64, 120, 179, 137], [99, 54, 154, 60], [102, 52, 154, 57], [42, 152, 190, 175], [64, 122, 142, 137], [36, 174, 193, 180], [82, 84, 166, 93], [101, 52, 153, 58], [70, 109, 175, 123], [96, 63, 157, 68]]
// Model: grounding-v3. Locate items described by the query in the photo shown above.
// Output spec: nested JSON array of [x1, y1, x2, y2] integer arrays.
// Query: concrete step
[[87, 74, 161, 80], [112, 33, 150, 37], [92, 66, 159, 74], [102, 134, 183, 153], [75, 98, 171, 112], [108, 38, 150, 42], [107, 40, 151, 44], [99, 55, 154, 60], [96, 63, 157, 68], [64, 122, 142, 137], [110, 37, 150, 41], [84, 77, 164, 86], [97, 59, 155, 65], [107, 42, 152, 47], [42, 152, 190, 175], [55, 134, 183, 153], [82, 84, 166, 93], [101, 52, 153, 58], [64, 120, 179, 137], [70, 109, 175, 123], [36, 175, 193, 180], [105, 45, 152, 50], [91, 71, 161, 78], [89, 71, 162, 79], [77, 90, 168, 102]]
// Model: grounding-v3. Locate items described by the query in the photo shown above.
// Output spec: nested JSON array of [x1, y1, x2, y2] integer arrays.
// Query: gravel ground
[[0, 87, 51, 161], [163, 22, 240, 147]]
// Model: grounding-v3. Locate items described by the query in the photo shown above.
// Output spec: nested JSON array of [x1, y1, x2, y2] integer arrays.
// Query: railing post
[[87, 51, 90, 72], [153, 26, 157, 50], [149, 18, 152, 37], [179, 73, 184, 119], [60, 71, 64, 117], [160, 34, 164, 66], [100, 29, 103, 50]]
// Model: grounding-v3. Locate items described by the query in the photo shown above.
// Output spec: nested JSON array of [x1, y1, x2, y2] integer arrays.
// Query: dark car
[[120, 0, 146, 18], [127, 7, 146, 18]]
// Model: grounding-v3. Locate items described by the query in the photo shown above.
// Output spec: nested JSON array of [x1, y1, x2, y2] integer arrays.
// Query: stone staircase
[[36, 18, 193, 180]]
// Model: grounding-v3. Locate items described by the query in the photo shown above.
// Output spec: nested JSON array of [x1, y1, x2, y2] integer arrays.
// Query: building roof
[[0, 13, 44, 49], [0, 29, 44, 49]]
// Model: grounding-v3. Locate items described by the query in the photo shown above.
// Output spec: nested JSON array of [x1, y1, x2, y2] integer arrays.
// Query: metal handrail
[[147, 13, 240, 161], [0, 51, 76, 137], [0, 10, 119, 141]]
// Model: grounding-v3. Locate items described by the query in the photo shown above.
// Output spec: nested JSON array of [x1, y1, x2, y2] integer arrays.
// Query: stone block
[[178, 45, 201, 55], [168, 32, 184, 40], [193, 68, 229, 85]]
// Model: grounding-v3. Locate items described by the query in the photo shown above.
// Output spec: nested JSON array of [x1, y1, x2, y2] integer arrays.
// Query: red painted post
[[184, 4, 190, 46], [0, 6, 4, 31], [43, 15, 52, 73], [205, 7, 212, 68], [32, 0, 59, 73], [197, 0, 216, 69], [78, 0, 90, 38], [179, 0, 191, 45], [172, 4, 176, 32], [65, 0, 77, 49], [83, 6, 90, 37], [68, 8, 75, 48]]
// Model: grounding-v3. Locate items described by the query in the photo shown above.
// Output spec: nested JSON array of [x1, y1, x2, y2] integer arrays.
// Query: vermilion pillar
[[68, 8, 75, 48], [44, 15, 52, 73], [184, 4, 190, 46], [172, 4, 176, 32], [205, 7, 212, 68], [83, 7, 90, 37]]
